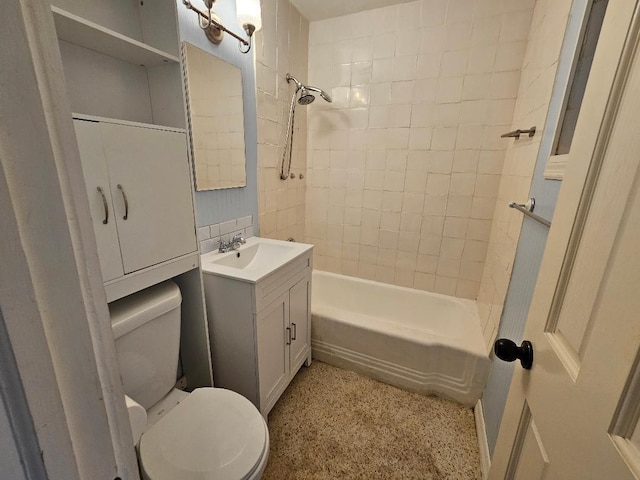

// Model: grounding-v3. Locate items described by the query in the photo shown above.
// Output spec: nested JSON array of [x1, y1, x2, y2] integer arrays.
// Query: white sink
[[201, 237, 313, 282]]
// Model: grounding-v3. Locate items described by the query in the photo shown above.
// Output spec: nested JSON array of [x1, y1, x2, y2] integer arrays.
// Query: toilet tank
[[109, 281, 182, 410]]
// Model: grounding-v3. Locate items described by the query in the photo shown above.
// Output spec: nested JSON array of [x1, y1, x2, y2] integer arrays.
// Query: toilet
[[109, 280, 269, 480]]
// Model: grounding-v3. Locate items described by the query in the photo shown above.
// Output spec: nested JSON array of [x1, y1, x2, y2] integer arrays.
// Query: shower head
[[298, 88, 316, 105], [286, 73, 332, 104], [306, 85, 332, 103]]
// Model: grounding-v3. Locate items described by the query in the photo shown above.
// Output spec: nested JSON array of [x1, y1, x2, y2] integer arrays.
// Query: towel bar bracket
[[501, 126, 536, 139], [508, 198, 551, 228]]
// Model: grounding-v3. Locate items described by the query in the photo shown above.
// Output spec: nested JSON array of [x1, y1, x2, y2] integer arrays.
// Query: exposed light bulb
[[236, 0, 262, 34]]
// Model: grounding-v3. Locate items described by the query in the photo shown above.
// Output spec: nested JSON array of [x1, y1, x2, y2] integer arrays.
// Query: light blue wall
[[176, 0, 259, 228], [482, 0, 590, 455], [0, 310, 46, 480]]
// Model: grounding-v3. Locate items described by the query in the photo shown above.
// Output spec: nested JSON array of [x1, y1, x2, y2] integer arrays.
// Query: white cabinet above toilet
[[74, 117, 198, 300]]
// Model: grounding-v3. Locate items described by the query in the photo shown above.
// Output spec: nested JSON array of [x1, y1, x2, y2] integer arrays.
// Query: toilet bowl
[[110, 281, 269, 480], [127, 389, 269, 480]]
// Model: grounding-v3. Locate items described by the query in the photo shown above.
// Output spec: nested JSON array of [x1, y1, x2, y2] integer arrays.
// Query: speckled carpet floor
[[263, 361, 481, 479]]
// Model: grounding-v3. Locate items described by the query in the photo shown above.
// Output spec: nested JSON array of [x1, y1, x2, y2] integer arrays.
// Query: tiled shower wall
[[305, 0, 534, 299], [255, 0, 309, 242], [477, 0, 572, 349]]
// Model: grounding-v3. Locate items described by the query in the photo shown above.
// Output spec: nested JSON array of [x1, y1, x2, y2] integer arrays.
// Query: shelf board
[[52, 6, 179, 67], [72, 113, 186, 133]]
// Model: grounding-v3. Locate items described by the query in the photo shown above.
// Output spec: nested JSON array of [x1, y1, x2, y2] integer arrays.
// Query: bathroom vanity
[[202, 237, 313, 416]]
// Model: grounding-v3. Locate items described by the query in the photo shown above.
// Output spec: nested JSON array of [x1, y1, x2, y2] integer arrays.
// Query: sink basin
[[211, 242, 294, 269], [201, 237, 313, 282]]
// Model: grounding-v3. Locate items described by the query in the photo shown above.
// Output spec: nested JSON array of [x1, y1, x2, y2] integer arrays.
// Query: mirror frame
[[181, 41, 247, 191]]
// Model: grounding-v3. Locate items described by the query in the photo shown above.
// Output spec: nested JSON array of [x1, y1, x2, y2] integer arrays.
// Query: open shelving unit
[[51, 0, 185, 129], [49, 0, 213, 390], [52, 7, 180, 67]]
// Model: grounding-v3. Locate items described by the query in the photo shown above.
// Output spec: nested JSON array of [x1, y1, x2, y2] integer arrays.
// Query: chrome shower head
[[298, 88, 316, 105], [306, 85, 332, 103], [286, 73, 332, 104]]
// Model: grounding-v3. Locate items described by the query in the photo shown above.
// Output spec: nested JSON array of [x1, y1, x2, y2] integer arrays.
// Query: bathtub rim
[[311, 270, 485, 355], [311, 269, 479, 318]]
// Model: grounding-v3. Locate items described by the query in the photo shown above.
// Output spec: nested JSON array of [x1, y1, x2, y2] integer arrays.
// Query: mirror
[[182, 42, 246, 190]]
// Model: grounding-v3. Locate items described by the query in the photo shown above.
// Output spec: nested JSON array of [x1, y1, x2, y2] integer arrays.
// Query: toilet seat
[[139, 388, 269, 480]]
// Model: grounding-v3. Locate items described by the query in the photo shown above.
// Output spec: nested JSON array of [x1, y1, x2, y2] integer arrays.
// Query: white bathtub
[[311, 271, 490, 406]]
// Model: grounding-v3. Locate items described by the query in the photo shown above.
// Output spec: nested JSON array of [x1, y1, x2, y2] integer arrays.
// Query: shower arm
[[286, 74, 304, 90]]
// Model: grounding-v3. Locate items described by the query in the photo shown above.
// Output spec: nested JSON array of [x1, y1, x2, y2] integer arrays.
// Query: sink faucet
[[232, 234, 246, 249], [218, 234, 246, 253]]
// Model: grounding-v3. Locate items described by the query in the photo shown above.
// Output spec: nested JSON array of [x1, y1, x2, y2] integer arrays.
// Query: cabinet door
[[257, 292, 290, 412], [73, 120, 124, 282], [100, 123, 197, 273], [289, 274, 311, 370]]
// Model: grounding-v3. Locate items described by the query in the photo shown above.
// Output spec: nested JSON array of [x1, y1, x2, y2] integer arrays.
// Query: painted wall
[[304, 0, 534, 298], [482, 0, 590, 455], [255, 0, 310, 241], [176, 0, 259, 228], [0, 310, 46, 480], [476, 0, 576, 351], [0, 395, 29, 480]]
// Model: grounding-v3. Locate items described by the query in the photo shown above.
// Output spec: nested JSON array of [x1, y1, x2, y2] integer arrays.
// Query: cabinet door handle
[[117, 184, 129, 220], [286, 327, 291, 345], [97, 186, 109, 224], [291, 323, 297, 340]]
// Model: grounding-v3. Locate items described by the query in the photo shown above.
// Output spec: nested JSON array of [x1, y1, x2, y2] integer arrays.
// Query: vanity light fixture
[[182, 0, 262, 54]]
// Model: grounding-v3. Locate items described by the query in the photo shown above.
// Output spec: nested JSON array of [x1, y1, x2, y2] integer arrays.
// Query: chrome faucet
[[232, 234, 246, 248], [218, 234, 246, 253]]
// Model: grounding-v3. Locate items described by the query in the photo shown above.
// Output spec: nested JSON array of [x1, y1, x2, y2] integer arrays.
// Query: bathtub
[[311, 271, 490, 406]]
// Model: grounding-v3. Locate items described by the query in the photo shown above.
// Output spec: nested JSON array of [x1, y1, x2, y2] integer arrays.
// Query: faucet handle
[[233, 233, 246, 244], [218, 238, 231, 253]]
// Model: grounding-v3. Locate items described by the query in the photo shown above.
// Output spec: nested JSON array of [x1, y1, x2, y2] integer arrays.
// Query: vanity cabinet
[[203, 249, 313, 417], [257, 274, 311, 414], [74, 118, 197, 283]]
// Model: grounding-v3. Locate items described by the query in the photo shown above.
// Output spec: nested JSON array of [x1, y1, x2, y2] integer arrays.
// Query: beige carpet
[[263, 361, 482, 479]]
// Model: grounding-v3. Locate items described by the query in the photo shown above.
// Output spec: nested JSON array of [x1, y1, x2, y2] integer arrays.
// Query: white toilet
[[109, 280, 269, 480]]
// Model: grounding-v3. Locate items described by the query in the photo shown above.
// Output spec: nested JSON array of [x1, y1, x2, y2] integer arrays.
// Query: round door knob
[[494, 339, 533, 370]]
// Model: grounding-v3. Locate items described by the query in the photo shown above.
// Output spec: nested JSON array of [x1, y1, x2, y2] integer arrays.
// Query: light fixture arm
[[182, 0, 252, 51]]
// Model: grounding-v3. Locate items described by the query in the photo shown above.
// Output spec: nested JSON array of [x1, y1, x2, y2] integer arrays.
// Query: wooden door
[[289, 274, 311, 370], [490, 3, 640, 478], [73, 119, 124, 282], [100, 122, 196, 274]]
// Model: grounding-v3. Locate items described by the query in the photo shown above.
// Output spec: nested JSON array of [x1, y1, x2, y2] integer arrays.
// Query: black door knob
[[494, 339, 533, 370]]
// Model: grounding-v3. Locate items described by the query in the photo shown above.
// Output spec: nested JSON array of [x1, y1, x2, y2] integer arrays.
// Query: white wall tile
[[396, 29, 421, 57], [373, 34, 396, 59], [420, 0, 447, 27], [436, 76, 464, 103], [303, 0, 534, 297], [444, 21, 473, 51], [200, 238, 219, 254], [197, 226, 211, 242]]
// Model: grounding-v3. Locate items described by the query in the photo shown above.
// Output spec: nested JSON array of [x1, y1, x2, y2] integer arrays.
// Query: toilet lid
[[139, 388, 268, 480]]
